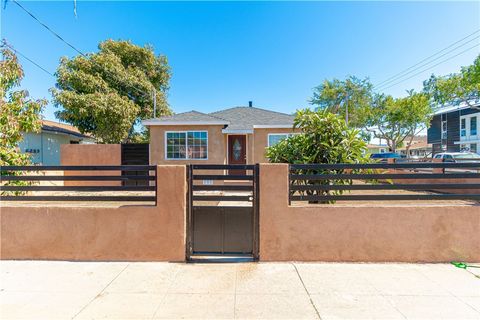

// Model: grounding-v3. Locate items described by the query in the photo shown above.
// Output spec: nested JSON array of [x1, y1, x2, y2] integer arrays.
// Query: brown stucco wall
[[0, 166, 186, 261], [246, 133, 254, 164], [253, 128, 296, 163], [259, 163, 480, 262], [60, 144, 122, 186]]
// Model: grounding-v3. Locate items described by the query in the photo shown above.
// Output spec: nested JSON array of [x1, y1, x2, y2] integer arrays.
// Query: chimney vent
[[248, 101, 253, 107]]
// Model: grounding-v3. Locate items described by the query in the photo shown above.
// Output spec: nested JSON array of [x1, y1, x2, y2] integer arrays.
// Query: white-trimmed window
[[471, 117, 477, 136], [165, 131, 208, 160], [267, 133, 296, 147], [441, 120, 447, 139], [461, 118, 466, 137], [460, 114, 479, 139]]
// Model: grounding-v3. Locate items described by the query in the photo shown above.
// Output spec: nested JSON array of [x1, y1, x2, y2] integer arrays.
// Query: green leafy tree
[[423, 54, 480, 109], [266, 109, 369, 202], [1, 44, 46, 194], [359, 91, 432, 154], [52, 39, 171, 143], [0, 45, 46, 167], [311, 76, 373, 127]]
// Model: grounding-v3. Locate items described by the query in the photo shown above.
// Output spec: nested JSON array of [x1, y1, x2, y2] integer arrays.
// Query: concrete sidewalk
[[1, 261, 479, 319]]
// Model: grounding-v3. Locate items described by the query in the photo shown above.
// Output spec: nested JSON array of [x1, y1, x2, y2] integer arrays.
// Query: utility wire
[[375, 35, 480, 91], [378, 43, 480, 91], [11, 0, 85, 57], [10, 0, 153, 99], [2, 41, 55, 77], [374, 29, 480, 88]]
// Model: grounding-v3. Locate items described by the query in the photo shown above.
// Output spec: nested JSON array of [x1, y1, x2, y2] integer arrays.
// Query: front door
[[228, 135, 246, 175]]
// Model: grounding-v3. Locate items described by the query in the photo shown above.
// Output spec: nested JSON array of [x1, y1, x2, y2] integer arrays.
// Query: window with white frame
[[441, 120, 447, 139], [267, 133, 296, 147], [471, 117, 477, 136], [460, 114, 479, 139], [165, 131, 208, 160]]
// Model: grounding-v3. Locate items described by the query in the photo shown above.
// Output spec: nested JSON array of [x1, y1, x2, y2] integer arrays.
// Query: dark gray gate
[[187, 164, 259, 259], [121, 144, 149, 186]]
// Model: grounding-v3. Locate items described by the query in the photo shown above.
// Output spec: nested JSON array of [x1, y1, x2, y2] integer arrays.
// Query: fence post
[[155, 166, 158, 206], [432, 158, 444, 174], [186, 164, 193, 259]]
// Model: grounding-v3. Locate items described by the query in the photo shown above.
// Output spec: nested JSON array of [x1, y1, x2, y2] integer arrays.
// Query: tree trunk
[[404, 135, 415, 158]]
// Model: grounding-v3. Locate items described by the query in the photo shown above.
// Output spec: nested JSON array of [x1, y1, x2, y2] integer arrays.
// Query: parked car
[[370, 152, 404, 161], [433, 152, 480, 162]]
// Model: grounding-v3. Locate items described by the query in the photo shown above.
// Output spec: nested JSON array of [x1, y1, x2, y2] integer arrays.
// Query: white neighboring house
[[18, 120, 95, 165], [398, 136, 432, 158]]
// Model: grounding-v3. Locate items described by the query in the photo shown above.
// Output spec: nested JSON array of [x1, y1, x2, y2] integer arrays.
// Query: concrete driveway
[[1, 261, 479, 319]]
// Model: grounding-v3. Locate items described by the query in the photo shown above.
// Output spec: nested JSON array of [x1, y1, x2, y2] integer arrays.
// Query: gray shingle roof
[[145, 106, 294, 130], [209, 106, 294, 130], [156, 111, 229, 123]]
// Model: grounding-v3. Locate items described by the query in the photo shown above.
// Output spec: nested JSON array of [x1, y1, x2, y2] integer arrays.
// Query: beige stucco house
[[142, 105, 296, 165]]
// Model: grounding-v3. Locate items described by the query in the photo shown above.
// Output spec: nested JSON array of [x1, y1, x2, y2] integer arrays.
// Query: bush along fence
[[289, 162, 480, 203], [1, 165, 157, 204]]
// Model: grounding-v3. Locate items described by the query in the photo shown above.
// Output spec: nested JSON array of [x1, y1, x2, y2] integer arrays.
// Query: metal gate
[[187, 164, 259, 259], [121, 144, 149, 186]]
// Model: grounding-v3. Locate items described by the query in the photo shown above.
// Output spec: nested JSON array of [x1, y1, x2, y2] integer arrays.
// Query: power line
[[11, 0, 85, 57], [2, 41, 55, 77], [10, 0, 153, 99], [375, 35, 480, 91], [378, 43, 480, 91], [374, 29, 480, 88]]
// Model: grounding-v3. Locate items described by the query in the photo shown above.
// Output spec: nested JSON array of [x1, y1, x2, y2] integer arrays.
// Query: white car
[[433, 152, 480, 162]]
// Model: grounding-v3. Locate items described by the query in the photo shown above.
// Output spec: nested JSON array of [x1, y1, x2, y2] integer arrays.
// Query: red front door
[[228, 135, 246, 175]]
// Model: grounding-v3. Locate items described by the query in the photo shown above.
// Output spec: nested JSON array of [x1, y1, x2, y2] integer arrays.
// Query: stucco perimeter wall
[[60, 144, 121, 186], [259, 163, 480, 262], [0, 166, 186, 261]]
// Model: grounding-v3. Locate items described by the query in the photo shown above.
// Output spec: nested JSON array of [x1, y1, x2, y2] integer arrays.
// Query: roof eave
[[253, 124, 294, 129], [41, 127, 92, 139], [222, 129, 254, 134], [142, 120, 229, 126], [433, 101, 480, 115]]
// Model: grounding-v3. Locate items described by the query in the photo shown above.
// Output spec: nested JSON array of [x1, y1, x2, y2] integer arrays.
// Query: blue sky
[[1, 1, 479, 121]]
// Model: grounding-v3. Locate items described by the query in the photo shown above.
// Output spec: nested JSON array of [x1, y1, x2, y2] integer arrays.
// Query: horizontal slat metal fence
[[289, 162, 480, 203], [190, 164, 255, 202], [1, 165, 157, 203]]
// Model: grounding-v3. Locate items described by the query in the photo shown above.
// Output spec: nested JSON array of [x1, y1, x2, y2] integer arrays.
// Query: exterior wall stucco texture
[[148, 125, 297, 165], [60, 144, 122, 186], [0, 166, 186, 261], [149, 125, 226, 165], [252, 128, 296, 163], [259, 163, 480, 262]]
